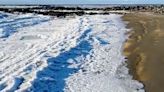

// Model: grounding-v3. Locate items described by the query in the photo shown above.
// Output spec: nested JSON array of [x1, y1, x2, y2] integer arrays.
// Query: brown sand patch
[[123, 13, 164, 92]]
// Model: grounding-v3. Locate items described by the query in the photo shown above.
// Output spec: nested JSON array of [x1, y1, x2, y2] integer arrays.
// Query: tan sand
[[123, 13, 164, 92]]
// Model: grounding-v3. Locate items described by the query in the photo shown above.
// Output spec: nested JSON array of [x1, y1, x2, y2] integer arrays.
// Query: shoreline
[[123, 13, 164, 92]]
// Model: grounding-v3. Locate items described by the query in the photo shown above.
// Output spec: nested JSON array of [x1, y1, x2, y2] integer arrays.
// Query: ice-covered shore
[[0, 12, 144, 92]]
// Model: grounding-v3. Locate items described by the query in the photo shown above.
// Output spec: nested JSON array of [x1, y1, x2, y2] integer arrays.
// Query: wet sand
[[123, 13, 164, 92]]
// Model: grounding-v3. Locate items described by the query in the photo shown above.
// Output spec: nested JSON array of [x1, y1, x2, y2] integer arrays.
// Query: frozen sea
[[0, 12, 144, 92]]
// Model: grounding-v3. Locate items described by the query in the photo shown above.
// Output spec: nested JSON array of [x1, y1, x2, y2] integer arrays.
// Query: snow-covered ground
[[0, 12, 144, 92]]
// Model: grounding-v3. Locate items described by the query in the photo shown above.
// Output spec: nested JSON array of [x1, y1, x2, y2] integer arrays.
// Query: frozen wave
[[64, 15, 144, 92], [0, 13, 50, 38]]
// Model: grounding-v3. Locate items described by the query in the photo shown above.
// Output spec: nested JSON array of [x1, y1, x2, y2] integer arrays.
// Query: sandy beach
[[123, 13, 164, 92]]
